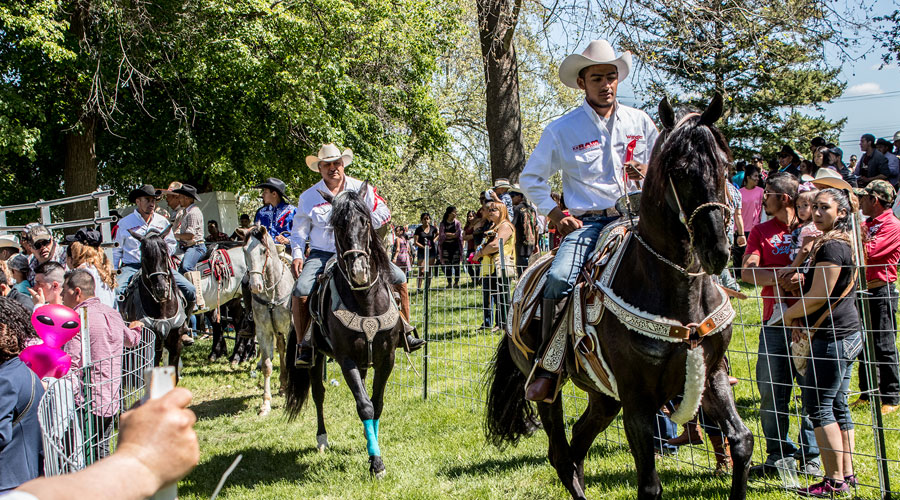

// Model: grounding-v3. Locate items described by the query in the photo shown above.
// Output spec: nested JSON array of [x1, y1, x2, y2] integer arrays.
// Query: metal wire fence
[[390, 243, 899, 498], [38, 327, 156, 475]]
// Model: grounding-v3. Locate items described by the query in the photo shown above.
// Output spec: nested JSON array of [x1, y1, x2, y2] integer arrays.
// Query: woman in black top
[[782, 188, 860, 495], [413, 213, 437, 290], [438, 206, 462, 287]]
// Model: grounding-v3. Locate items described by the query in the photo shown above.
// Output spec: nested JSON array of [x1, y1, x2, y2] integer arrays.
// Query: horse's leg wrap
[[363, 418, 381, 456]]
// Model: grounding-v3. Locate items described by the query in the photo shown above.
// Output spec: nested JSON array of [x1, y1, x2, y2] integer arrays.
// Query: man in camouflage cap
[[854, 178, 900, 415]]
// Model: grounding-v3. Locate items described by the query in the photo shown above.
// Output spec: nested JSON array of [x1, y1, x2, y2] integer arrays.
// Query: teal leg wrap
[[363, 419, 381, 457], [374, 419, 380, 438]]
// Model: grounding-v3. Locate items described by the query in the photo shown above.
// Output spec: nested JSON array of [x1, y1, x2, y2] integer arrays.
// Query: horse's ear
[[358, 180, 369, 195], [160, 224, 173, 238], [659, 96, 675, 130], [127, 229, 143, 242], [699, 93, 724, 126], [317, 189, 334, 204]]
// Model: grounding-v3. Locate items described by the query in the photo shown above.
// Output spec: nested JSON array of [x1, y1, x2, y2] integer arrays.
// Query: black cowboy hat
[[172, 183, 200, 201], [128, 185, 161, 203], [254, 177, 287, 199], [876, 137, 893, 148], [64, 228, 102, 247], [778, 145, 798, 158]]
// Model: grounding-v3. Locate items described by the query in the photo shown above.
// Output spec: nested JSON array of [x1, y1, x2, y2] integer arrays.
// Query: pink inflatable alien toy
[[19, 304, 81, 379]]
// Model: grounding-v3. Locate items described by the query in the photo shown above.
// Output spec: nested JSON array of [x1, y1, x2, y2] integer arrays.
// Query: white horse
[[193, 244, 246, 316], [242, 227, 293, 416]]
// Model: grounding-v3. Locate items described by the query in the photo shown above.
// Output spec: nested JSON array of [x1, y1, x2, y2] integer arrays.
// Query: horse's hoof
[[258, 405, 271, 417], [368, 455, 385, 479], [316, 433, 328, 453], [208, 354, 218, 362]]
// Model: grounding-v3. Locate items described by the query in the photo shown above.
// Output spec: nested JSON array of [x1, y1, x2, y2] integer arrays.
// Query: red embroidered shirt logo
[[572, 140, 600, 152]]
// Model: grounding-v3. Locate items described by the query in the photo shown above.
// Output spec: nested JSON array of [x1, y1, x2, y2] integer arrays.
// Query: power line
[[834, 90, 900, 102]]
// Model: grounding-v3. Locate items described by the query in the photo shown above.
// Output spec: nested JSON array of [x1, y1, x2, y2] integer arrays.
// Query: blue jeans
[[801, 332, 861, 429], [115, 263, 196, 304], [292, 249, 407, 298], [179, 243, 206, 273], [543, 215, 617, 299], [756, 324, 820, 465]]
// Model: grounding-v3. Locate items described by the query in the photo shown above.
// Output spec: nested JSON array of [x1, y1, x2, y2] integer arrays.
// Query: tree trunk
[[63, 116, 98, 223], [477, 0, 525, 183]]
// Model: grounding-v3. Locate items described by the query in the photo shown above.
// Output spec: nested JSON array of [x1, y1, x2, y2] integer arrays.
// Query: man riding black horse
[[520, 39, 659, 403], [291, 143, 424, 367]]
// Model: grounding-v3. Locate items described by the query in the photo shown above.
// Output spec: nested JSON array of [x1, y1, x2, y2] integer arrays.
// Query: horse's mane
[[245, 225, 270, 246], [642, 111, 733, 207], [141, 230, 171, 269], [330, 189, 393, 283]]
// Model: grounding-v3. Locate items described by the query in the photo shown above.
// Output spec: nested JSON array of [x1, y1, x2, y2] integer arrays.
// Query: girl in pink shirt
[[739, 165, 764, 235]]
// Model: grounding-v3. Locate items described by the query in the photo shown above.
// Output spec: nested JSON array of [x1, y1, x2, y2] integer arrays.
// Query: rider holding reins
[[519, 40, 659, 403]]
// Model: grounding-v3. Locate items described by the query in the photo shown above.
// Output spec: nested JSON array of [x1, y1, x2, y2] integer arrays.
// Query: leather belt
[[867, 279, 888, 289]]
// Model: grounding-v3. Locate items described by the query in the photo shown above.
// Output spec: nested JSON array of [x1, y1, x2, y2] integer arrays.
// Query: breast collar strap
[[596, 232, 735, 346]]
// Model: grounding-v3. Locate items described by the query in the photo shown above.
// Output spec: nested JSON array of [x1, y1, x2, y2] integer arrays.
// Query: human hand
[[624, 160, 647, 180], [777, 271, 801, 292], [556, 216, 583, 237], [735, 235, 747, 247], [116, 388, 198, 490], [128, 320, 144, 330], [275, 234, 290, 245], [28, 287, 46, 306], [291, 258, 303, 279], [790, 321, 806, 343]]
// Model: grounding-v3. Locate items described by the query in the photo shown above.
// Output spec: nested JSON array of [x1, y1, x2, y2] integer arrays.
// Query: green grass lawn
[[175, 275, 899, 499]]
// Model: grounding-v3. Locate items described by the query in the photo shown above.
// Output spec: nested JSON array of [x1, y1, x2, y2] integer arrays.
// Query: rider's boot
[[293, 296, 314, 367], [394, 282, 424, 352], [525, 297, 560, 403]]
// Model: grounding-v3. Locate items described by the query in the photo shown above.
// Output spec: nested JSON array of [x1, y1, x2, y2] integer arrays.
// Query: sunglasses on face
[[34, 239, 52, 250]]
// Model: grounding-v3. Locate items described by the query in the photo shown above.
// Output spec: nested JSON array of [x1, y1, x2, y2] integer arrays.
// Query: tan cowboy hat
[[559, 39, 632, 89], [305, 143, 353, 172], [0, 234, 19, 251], [807, 167, 851, 191], [493, 178, 512, 190]]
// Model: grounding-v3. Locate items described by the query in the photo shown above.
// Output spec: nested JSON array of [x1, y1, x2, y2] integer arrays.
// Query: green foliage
[[0, 0, 462, 208], [875, 9, 900, 65], [608, 0, 846, 160]]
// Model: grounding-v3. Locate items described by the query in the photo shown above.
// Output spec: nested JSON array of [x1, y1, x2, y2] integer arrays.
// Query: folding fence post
[[852, 214, 892, 497], [423, 245, 430, 400]]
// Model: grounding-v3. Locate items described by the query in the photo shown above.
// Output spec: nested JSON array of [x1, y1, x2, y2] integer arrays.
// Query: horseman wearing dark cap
[[253, 178, 296, 248], [112, 185, 197, 310]]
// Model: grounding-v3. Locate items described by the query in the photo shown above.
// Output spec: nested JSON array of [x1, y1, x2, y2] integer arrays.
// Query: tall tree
[[477, 0, 526, 182], [1, 0, 460, 216], [602, 0, 846, 158]]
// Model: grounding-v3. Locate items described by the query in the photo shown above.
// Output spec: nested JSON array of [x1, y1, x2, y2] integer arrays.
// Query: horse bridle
[[635, 115, 733, 277], [247, 237, 283, 298], [140, 269, 172, 304], [335, 223, 380, 291]]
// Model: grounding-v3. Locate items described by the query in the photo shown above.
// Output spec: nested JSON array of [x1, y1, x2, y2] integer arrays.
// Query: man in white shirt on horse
[[520, 40, 659, 402], [290, 143, 424, 366]]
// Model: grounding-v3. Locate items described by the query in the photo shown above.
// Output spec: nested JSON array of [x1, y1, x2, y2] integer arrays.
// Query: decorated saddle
[[307, 258, 412, 367], [508, 217, 735, 402]]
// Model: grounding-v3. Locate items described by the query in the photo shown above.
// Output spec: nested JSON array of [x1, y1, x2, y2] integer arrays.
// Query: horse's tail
[[284, 328, 310, 421], [484, 335, 536, 449]]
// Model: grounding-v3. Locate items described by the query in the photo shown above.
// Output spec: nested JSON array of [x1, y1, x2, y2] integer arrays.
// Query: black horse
[[285, 183, 401, 478], [119, 227, 187, 379], [485, 95, 753, 500], [206, 296, 257, 366]]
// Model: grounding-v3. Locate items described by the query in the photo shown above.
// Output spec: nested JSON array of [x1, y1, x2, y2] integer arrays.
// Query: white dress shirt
[[290, 176, 392, 260], [520, 99, 659, 216], [112, 210, 177, 267]]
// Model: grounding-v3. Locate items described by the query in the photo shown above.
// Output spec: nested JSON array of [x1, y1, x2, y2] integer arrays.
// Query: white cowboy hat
[[305, 143, 353, 172], [0, 234, 19, 250], [559, 39, 632, 89], [493, 178, 512, 190], [806, 167, 851, 191]]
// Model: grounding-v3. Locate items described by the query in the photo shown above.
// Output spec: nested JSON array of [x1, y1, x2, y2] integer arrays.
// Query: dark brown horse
[[485, 95, 753, 500], [119, 227, 186, 379], [284, 183, 401, 478]]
